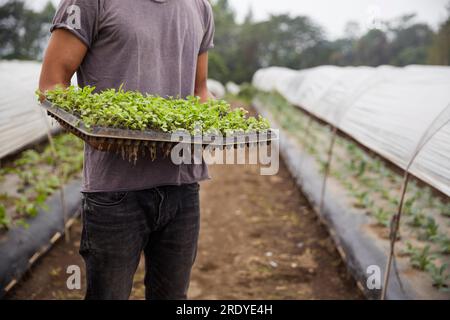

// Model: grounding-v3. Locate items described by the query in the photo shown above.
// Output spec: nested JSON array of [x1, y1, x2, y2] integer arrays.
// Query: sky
[[27, 0, 449, 39]]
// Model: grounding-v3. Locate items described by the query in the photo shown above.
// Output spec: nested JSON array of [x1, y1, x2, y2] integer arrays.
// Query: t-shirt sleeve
[[199, 1, 215, 54], [50, 0, 100, 48]]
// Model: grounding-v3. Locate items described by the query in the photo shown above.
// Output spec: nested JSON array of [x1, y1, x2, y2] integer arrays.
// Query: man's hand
[[39, 29, 88, 102], [194, 52, 214, 103]]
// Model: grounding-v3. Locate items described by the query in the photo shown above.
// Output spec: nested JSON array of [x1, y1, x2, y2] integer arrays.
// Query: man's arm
[[39, 29, 88, 101], [194, 52, 214, 102]]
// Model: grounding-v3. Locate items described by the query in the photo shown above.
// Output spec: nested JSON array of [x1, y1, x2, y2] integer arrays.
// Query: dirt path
[[6, 155, 363, 299]]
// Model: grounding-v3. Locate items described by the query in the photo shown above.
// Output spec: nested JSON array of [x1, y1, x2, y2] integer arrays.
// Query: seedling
[[0, 134, 83, 229], [426, 263, 449, 290], [15, 196, 39, 218], [420, 217, 439, 241], [409, 212, 427, 228], [441, 238, 450, 255], [373, 208, 391, 227], [356, 159, 367, 177], [431, 234, 450, 254], [406, 244, 435, 271], [403, 197, 416, 216], [318, 159, 328, 174], [440, 203, 450, 218], [352, 191, 374, 209]]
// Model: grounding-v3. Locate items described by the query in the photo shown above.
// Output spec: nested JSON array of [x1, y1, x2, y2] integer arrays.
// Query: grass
[[0, 134, 83, 230]]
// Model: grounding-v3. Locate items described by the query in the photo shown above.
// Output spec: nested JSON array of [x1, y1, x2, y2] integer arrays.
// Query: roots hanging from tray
[[50, 114, 274, 165], [110, 140, 174, 164]]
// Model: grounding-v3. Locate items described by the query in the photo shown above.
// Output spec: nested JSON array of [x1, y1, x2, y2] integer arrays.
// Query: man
[[39, 0, 214, 300]]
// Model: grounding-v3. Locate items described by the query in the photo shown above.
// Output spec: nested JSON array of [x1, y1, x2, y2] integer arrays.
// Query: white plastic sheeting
[[226, 81, 241, 95], [0, 61, 52, 159], [207, 79, 226, 99], [0, 60, 78, 159], [253, 65, 450, 196]]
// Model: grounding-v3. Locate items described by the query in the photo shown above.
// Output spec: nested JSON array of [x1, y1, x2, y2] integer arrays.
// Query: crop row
[[255, 90, 450, 290], [0, 134, 84, 230]]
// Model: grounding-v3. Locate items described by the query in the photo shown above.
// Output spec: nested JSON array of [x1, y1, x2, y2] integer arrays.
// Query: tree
[[0, 0, 55, 60], [256, 14, 324, 69], [209, 0, 327, 83], [209, 0, 238, 83], [354, 29, 390, 66], [428, 4, 450, 65], [386, 14, 433, 65]]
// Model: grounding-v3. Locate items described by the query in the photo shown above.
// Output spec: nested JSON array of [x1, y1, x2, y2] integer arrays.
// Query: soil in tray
[[5, 154, 363, 300]]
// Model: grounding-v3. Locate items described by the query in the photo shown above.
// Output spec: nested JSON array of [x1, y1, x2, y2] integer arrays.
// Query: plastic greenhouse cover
[[253, 65, 450, 196], [0, 60, 63, 159]]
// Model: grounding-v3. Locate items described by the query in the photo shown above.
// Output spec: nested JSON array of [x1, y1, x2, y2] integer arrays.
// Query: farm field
[[1, 0, 450, 305], [5, 146, 362, 300]]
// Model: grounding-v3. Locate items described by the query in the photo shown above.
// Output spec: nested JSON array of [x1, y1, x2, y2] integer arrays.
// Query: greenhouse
[[252, 65, 450, 299]]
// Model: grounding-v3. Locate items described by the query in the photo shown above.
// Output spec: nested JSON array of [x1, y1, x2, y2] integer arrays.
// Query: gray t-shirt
[[51, 0, 214, 192]]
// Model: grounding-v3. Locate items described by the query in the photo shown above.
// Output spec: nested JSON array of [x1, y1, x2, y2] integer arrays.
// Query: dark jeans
[[80, 183, 200, 300]]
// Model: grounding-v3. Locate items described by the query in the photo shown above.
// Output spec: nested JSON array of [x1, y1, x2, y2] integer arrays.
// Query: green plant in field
[[346, 143, 358, 159], [440, 238, 450, 255], [420, 217, 439, 241], [427, 263, 449, 290], [41, 86, 270, 135], [14, 149, 40, 166], [380, 188, 391, 201], [345, 158, 357, 173], [388, 196, 400, 207], [236, 83, 257, 104], [440, 202, 450, 218], [405, 244, 436, 271], [424, 188, 438, 207], [368, 157, 380, 171], [430, 234, 450, 254], [373, 208, 391, 227], [15, 196, 40, 218], [346, 182, 356, 192], [306, 144, 317, 156], [0, 204, 10, 229], [356, 159, 367, 177], [318, 159, 328, 174], [0, 133, 84, 230], [409, 211, 427, 228], [352, 190, 374, 209], [402, 197, 417, 216]]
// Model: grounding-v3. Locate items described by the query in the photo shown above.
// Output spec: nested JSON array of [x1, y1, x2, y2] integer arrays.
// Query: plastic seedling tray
[[41, 100, 278, 163]]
